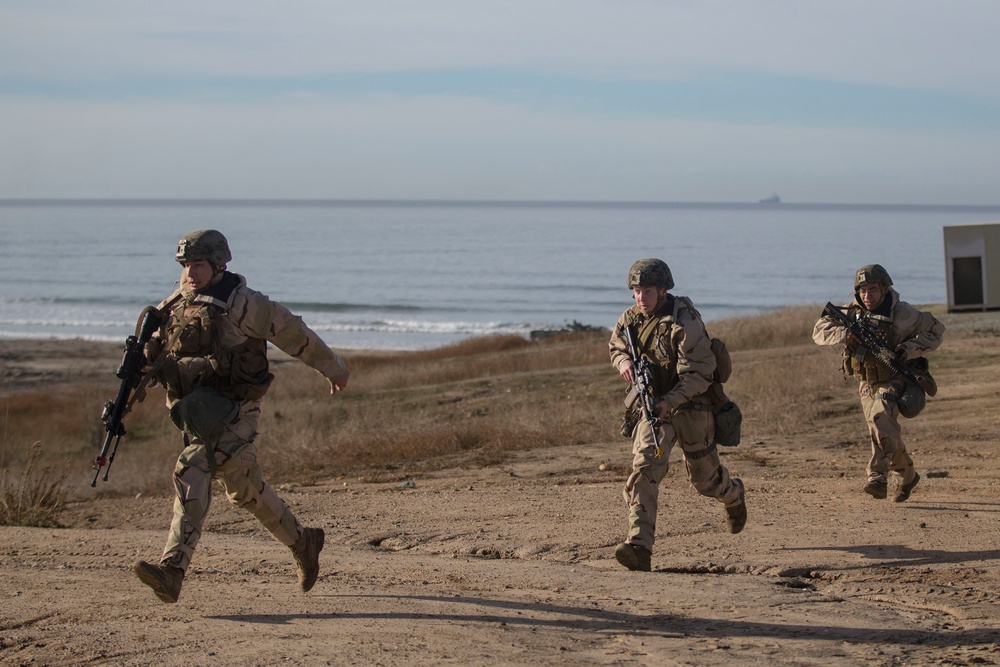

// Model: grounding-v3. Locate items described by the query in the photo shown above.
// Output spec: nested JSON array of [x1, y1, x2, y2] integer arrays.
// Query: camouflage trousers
[[860, 378, 917, 486], [160, 392, 303, 572], [623, 408, 742, 552]]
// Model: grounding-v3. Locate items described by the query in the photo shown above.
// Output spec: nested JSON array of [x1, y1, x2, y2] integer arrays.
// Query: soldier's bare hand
[[618, 359, 635, 384]]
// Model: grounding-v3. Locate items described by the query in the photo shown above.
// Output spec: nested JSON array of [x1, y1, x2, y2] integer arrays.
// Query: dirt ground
[[2, 312, 1000, 666]]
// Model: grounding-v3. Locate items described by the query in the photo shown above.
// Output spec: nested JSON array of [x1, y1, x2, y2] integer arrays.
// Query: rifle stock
[[822, 302, 937, 397], [91, 307, 163, 486]]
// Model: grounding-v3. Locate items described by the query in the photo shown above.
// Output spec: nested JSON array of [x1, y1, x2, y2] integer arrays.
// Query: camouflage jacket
[[150, 272, 349, 404], [812, 288, 944, 384], [608, 295, 716, 411]]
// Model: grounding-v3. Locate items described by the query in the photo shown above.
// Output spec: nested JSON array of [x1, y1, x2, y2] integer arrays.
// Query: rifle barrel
[[822, 302, 936, 396]]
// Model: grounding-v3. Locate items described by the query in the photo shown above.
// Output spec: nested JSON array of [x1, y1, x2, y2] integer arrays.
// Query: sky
[[2, 1, 1000, 204]]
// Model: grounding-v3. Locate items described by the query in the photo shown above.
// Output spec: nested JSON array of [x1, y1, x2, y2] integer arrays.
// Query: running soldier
[[609, 258, 747, 572], [133, 229, 350, 603], [813, 264, 944, 502]]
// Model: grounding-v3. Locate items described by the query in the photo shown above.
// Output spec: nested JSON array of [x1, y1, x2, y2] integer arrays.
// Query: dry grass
[[710, 305, 852, 433], [342, 332, 610, 391], [0, 306, 863, 502], [262, 341, 620, 484], [709, 304, 825, 351], [0, 441, 69, 527]]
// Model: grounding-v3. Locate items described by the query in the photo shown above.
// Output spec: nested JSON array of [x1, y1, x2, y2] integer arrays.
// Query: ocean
[[1, 200, 997, 350]]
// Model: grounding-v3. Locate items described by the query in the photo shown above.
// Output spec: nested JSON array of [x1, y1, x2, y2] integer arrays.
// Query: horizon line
[[2, 197, 1000, 212]]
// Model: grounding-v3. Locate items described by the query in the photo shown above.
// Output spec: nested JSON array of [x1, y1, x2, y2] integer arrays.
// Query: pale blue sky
[[2, 1, 999, 204]]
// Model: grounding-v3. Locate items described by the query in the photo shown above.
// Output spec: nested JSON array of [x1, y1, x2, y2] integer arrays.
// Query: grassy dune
[[2, 303, 991, 508]]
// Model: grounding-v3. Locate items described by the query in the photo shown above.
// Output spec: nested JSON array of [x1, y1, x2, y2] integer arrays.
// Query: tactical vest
[[157, 273, 273, 401], [625, 296, 681, 397], [843, 306, 897, 384]]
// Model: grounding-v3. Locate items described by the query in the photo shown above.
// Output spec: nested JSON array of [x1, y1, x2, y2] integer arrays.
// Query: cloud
[[4, 1, 1000, 92], [2, 1, 1000, 202], [4, 92, 998, 203]]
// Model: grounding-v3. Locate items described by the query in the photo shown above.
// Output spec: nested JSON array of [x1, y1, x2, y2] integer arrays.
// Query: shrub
[[0, 441, 69, 527]]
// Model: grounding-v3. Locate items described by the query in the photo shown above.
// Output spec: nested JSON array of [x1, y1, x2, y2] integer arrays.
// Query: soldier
[[133, 229, 350, 603], [813, 264, 944, 502], [609, 258, 746, 572]]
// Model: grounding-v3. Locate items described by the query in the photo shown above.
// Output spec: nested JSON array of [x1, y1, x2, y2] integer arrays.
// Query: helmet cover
[[627, 258, 674, 290], [175, 229, 232, 266]]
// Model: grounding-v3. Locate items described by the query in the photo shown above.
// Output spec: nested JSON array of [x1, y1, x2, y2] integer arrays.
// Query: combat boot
[[725, 478, 747, 534], [863, 478, 887, 499], [894, 472, 920, 503], [614, 542, 651, 572], [290, 526, 325, 592], [133, 560, 184, 603]]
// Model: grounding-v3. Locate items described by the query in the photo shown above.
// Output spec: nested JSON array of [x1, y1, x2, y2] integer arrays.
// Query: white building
[[943, 222, 1000, 312]]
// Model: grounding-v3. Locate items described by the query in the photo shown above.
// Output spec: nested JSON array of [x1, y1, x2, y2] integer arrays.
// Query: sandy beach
[[2, 310, 1000, 666]]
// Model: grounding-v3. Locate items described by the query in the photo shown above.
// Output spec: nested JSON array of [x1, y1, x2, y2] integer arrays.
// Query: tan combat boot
[[133, 560, 185, 603], [290, 527, 325, 592], [863, 478, 887, 499], [725, 478, 747, 534], [894, 472, 920, 503], [614, 542, 651, 572]]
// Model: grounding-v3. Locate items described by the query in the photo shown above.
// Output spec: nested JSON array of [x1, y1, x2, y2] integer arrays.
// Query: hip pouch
[[895, 381, 926, 418], [712, 400, 742, 447], [170, 386, 240, 443], [698, 382, 742, 447]]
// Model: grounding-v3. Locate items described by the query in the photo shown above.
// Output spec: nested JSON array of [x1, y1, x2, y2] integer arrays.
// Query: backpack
[[707, 337, 742, 447]]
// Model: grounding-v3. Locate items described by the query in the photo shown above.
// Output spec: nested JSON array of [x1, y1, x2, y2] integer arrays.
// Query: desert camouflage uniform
[[149, 271, 349, 572], [609, 296, 743, 553], [813, 288, 944, 489]]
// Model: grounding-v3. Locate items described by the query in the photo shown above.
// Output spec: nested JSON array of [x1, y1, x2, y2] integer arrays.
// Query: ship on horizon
[[759, 194, 781, 204]]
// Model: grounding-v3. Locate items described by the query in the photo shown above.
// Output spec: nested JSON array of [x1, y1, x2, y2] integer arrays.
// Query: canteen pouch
[[713, 400, 742, 447], [677, 383, 742, 447], [896, 381, 926, 419]]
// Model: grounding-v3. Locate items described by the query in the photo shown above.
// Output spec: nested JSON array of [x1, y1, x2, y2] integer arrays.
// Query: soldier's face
[[633, 285, 666, 314], [181, 260, 218, 292], [858, 282, 887, 310]]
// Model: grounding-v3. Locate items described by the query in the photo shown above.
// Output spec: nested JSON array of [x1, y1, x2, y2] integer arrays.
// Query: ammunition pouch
[[219, 338, 274, 400], [620, 407, 642, 439], [620, 386, 643, 439]]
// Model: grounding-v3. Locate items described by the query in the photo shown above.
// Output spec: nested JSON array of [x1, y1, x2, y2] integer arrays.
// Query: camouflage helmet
[[175, 229, 232, 266], [627, 258, 674, 290], [854, 263, 893, 289]]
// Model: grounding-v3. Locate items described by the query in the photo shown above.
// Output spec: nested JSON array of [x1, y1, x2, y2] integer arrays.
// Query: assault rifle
[[91, 307, 163, 486], [821, 302, 937, 396], [623, 324, 663, 458]]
